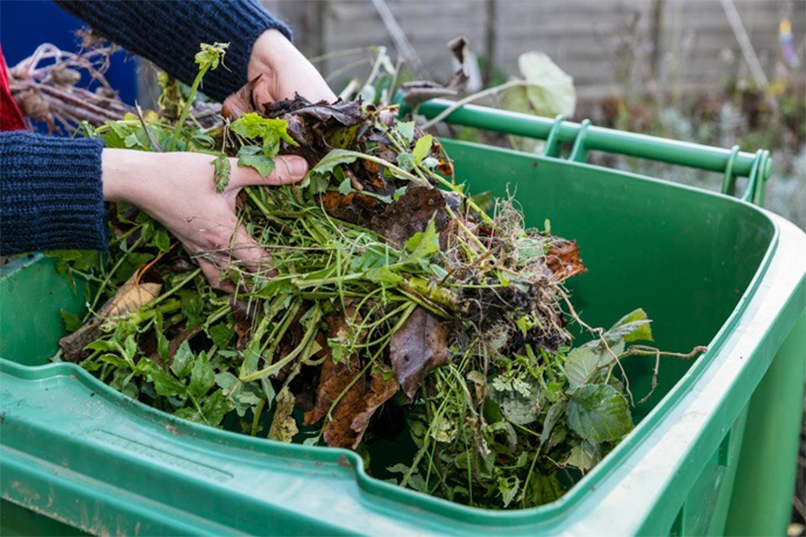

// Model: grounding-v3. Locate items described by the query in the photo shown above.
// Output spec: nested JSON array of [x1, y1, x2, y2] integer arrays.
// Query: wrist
[[101, 148, 156, 205], [248, 29, 298, 83]]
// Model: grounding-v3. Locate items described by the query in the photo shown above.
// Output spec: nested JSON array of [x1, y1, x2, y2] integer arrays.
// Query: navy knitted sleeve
[[54, 0, 292, 102], [0, 132, 107, 255]]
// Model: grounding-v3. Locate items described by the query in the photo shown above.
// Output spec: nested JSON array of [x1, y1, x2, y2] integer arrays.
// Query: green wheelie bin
[[1, 100, 804, 536]]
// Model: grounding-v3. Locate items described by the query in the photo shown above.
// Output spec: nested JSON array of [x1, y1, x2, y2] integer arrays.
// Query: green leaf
[[145, 363, 186, 398], [237, 145, 275, 177], [156, 331, 170, 363], [566, 384, 633, 444], [201, 389, 231, 426], [403, 218, 440, 263], [412, 134, 433, 165], [338, 177, 354, 195], [195, 42, 229, 70], [565, 443, 597, 471], [311, 149, 359, 175], [170, 340, 193, 379], [365, 266, 403, 285], [45, 250, 101, 272], [497, 476, 521, 508], [59, 309, 83, 332], [540, 400, 567, 449], [189, 352, 216, 398], [510, 52, 576, 118], [231, 113, 296, 158], [153, 226, 171, 253], [215, 372, 263, 417], [211, 154, 231, 193], [208, 323, 233, 348], [606, 308, 653, 343], [565, 347, 602, 387], [180, 291, 204, 328], [394, 121, 416, 143]]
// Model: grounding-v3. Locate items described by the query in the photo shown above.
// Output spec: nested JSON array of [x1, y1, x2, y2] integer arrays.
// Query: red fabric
[[1, 47, 26, 131]]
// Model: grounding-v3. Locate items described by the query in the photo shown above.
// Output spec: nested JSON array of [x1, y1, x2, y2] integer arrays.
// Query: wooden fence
[[263, 0, 805, 101]]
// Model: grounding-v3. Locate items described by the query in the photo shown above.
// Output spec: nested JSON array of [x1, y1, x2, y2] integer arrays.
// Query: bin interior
[[0, 138, 776, 505]]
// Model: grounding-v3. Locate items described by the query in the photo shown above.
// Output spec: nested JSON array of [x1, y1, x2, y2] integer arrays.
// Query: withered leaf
[[370, 186, 451, 247], [389, 306, 452, 399], [59, 271, 162, 362], [349, 368, 399, 448], [546, 239, 588, 280], [268, 387, 298, 443], [304, 310, 369, 449]]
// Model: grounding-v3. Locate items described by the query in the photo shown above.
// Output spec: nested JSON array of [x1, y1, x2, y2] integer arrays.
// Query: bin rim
[[2, 145, 800, 535]]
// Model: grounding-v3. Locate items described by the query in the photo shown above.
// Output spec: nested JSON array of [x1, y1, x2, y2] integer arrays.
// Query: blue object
[[0, 0, 138, 105]]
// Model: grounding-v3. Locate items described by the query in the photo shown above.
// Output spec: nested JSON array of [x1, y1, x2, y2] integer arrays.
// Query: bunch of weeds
[[51, 43, 706, 510]]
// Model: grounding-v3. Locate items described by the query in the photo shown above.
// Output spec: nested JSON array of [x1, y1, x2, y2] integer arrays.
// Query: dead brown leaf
[[370, 186, 451, 247], [349, 368, 399, 448], [546, 239, 588, 280], [268, 387, 298, 443], [389, 306, 452, 399]]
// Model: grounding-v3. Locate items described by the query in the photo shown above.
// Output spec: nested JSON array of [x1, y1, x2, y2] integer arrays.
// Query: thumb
[[229, 155, 309, 188]]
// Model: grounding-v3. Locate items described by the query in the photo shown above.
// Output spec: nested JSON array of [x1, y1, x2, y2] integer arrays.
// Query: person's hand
[[101, 148, 308, 291], [223, 29, 336, 118]]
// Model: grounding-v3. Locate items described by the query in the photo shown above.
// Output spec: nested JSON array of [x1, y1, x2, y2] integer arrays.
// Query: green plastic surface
[[1, 112, 805, 536]]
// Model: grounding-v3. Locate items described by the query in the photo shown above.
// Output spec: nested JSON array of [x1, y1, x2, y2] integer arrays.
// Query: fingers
[[228, 224, 276, 277], [196, 256, 236, 294], [221, 75, 262, 120], [228, 155, 309, 188]]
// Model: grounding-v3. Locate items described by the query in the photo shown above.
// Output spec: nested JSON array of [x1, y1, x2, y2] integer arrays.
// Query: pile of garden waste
[[51, 43, 704, 510]]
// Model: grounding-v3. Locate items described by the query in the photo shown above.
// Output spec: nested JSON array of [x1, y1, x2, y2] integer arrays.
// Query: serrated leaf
[[208, 323, 233, 348], [195, 42, 228, 70], [215, 371, 263, 417], [231, 113, 296, 159], [201, 389, 230, 426], [566, 384, 633, 444], [171, 340, 193, 378], [237, 145, 275, 177], [606, 308, 653, 343], [565, 347, 602, 387], [211, 154, 231, 193], [189, 353, 216, 398]]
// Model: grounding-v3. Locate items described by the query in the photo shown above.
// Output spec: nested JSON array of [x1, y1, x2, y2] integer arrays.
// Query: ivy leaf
[[311, 149, 359, 175], [413, 134, 433, 165], [403, 218, 440, 263], [211, 154, 231, 193], [170, 340, 194, 378], [566, 384, 633, 444], [237, 145, 275, 177], [189, 352, 216, 398]]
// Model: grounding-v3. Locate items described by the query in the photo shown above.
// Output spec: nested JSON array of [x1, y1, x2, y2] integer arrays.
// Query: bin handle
[[721, 145, 741, 197], [413, 99, 773, 206], [742, 149, 770, 205], [569, 119, 591, 163], [542, 115, 565, 157]]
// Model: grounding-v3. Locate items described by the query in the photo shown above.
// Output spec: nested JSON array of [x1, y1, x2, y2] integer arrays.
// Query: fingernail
[[288, 157, 308, 179]]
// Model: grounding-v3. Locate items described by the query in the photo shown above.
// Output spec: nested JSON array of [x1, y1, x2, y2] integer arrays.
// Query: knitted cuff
[[55, 0, 292, 102], [0, 132, 107, 255]]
